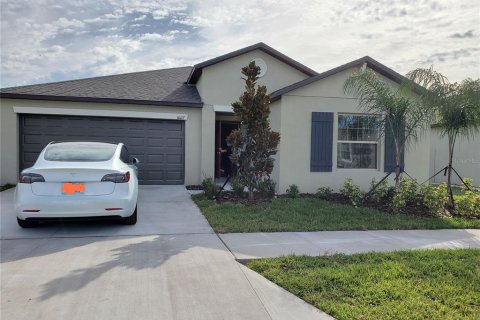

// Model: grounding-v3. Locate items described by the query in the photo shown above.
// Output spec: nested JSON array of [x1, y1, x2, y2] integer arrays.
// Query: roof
[[0, 67, 202, 107], [186, 42, 318, 84], [270, 56, 408, 102]]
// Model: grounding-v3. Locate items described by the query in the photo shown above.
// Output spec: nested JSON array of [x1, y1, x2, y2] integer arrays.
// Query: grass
[[248, 249, 480, 320], [0, 183, 15, 192], [192, 194, 480, 233]]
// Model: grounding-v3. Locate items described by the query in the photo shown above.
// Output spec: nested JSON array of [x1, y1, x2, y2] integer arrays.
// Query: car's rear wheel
[[17, 218, 38, 228], [121, 206, 137, 225]]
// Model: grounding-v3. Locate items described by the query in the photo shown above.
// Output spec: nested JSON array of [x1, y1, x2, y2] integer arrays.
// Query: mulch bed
[[322, 193, 434, 217], [215, 191, 435, 217], [215, 191, 273, 205], [185, 185, 203, 190], [199, 189, 474, 219]]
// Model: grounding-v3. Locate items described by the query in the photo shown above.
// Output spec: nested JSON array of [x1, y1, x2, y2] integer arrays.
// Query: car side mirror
[[131, 157, 140, 165]]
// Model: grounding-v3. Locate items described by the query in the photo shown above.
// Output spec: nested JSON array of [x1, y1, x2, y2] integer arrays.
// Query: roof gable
[[270, 56, 407, 102], [187, 42, 318, 84]]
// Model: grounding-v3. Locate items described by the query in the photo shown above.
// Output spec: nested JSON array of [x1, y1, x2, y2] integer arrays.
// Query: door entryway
[[215, 120, 240, 178]]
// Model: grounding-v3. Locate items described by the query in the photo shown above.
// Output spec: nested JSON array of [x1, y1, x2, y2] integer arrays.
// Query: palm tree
[[344, 69, 433, 187], [405, 67, 480, 209]]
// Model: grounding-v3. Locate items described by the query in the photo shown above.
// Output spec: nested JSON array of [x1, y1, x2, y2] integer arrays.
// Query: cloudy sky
[[1, 0, 479, 88]]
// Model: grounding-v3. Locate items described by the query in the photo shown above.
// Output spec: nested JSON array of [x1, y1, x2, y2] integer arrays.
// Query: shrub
[[369, 178, 390, 202], [316, 186, 333, 199], [231, 177, 245, 197], [384, 186, 396, 202], [456, 190, 480, 218], [392, 178, 420, 210], [420, 183, 448, 216], [340, 179, 364, 207], [257, 178, 276, 198], [286, 184, 300, 198], [201, 177, 218, 199], [462, 178, 475, 191]]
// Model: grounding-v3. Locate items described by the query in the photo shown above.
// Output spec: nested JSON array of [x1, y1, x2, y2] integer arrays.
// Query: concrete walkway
[[220, 229, 480, 259], [1, 186, 329, 320]]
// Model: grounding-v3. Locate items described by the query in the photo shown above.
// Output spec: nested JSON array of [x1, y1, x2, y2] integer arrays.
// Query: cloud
[[139, 31, 179, 42], [451, 30, 474, 39], [1, 0, 479, 87]]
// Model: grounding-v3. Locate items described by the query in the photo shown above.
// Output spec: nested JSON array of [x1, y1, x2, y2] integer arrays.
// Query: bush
[[201, 177, 218, 199], [257, 178, 276, 198], [340, 179, 364, 207], [231, 177, 245, 197], [286, 184, 300, 198], [456, 178, 480, 218], [368, 178, 390, 202], [420, 183, 448, 216], [392, 178, 420, 210], [316, 186, 333, 199], [462, 178, 475, 191], [456, 190, 480, 218]]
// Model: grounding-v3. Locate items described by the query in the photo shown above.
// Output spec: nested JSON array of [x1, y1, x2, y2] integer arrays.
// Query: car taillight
[[101, 172, 130, 183], [19, 173, 45, 184]]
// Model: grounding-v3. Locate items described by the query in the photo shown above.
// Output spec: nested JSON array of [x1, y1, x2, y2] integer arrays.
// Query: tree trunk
[[447, 133, 456, 210], [248, 189, 254, 200]]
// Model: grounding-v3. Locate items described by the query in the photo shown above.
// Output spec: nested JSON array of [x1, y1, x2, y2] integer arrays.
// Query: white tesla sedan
[[15, 141, 139, 228]]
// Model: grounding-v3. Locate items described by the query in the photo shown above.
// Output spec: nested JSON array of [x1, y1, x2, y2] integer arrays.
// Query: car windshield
[[44, 142, 117, 162]]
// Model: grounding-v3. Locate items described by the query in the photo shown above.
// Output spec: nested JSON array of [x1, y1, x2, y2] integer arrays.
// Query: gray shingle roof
[[0, 66, 202, 107]]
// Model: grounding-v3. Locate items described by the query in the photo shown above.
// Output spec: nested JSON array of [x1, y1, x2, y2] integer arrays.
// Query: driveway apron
[[1, 186, 327, 320]]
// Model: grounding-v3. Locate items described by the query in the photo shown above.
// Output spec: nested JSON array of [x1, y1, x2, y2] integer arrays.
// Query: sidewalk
[[219, 229, 480, 259]]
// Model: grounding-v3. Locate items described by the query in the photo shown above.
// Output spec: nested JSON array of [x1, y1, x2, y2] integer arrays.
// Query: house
[[0, 42, 431, 193]]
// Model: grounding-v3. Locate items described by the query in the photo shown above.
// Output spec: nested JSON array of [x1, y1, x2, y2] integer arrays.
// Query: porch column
[[200, 104, 216, 180]]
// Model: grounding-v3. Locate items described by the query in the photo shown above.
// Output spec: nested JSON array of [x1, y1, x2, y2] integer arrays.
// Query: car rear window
[[44, 143, 117, 162]]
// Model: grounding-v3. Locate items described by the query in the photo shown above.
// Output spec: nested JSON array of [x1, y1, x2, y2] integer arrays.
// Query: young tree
[[406, 67, 480, 209], [227, 62, 280, 200], [344, 69, 433, 187]]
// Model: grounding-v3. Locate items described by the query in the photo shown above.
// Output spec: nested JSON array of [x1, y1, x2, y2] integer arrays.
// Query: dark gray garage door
[[19, 114, 185, 185]]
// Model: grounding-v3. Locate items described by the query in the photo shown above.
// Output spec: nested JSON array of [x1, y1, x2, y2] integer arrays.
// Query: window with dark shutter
[[311, 112, 334, 172]]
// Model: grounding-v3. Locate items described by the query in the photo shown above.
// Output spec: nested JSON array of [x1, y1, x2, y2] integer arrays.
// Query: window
[[120, 146, 130, 163], [44, 142, 117, 162], [337, 114, 379, 169]]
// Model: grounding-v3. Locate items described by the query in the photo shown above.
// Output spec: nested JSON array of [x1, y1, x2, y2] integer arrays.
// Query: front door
[[215, 120, 240, 178]]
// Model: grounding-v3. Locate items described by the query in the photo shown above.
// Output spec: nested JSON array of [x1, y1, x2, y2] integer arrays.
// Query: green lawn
[[248, 249, 480, 320], [192, 195, 480, 233]]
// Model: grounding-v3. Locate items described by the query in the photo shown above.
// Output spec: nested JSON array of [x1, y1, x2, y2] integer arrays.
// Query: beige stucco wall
[[268, 100, 282, 187], [0, 99, 203, 185], [430, 127, 480, 185], [200, 104, 216, 179], [196, 49, 309, 106], [272, 67, 431, 193]]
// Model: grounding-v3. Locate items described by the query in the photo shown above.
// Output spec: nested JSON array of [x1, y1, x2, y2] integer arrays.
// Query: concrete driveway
[[1, 186, 327, 320]]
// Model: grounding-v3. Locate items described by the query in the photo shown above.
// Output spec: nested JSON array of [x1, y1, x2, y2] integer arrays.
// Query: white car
[[15, 141, 139, 228]]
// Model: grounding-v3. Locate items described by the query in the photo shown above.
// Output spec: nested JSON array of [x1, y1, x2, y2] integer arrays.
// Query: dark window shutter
[[311, 112, 334, 172], [384, 119, 405, 172]]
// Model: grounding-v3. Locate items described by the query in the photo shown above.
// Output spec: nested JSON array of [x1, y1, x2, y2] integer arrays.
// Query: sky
[[1, 0, 479, 88]]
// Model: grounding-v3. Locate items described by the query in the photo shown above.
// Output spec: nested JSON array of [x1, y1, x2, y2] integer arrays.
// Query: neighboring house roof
[[0, 67, 202, 107], [270, 56, 407, 102], [186, 42, 318, 84]]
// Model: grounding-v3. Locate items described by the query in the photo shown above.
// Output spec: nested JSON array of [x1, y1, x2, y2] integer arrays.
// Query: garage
[[19, 114, 185, 185]]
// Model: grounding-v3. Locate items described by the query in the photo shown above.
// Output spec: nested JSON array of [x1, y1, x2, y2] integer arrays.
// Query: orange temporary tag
[[61, 182, 85, 195]]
